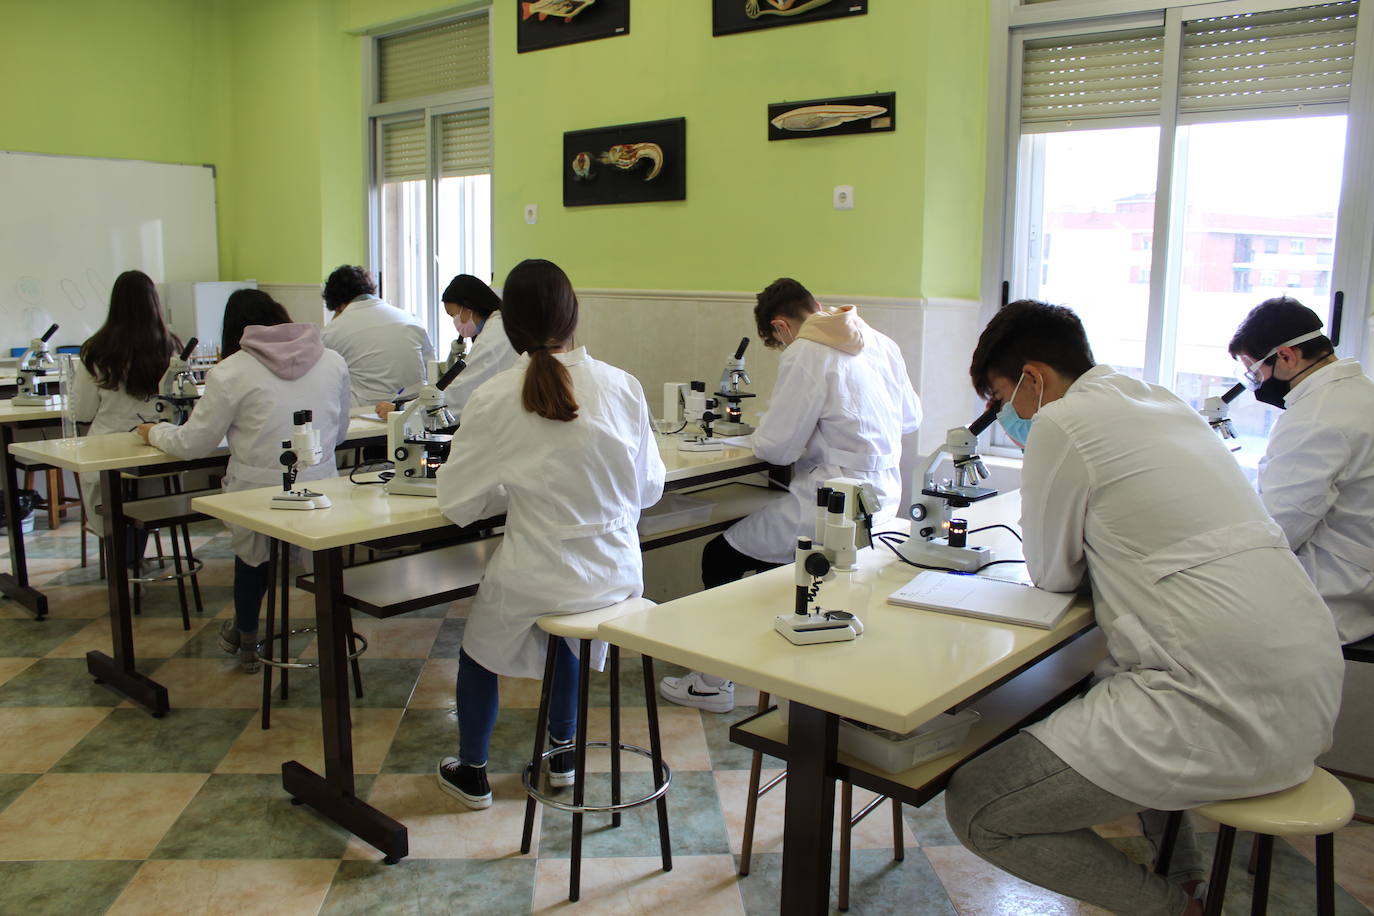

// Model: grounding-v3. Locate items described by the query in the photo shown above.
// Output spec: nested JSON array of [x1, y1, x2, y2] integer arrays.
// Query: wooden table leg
[[780, 700, 838, 915], [0, 423, 48, 620], [86, 468, 170, 715], [280, 546, 408, 863]]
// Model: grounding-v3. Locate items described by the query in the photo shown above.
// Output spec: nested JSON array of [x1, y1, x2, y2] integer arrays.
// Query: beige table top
[[189, 437, 765, 552], [599, 492, 1095, 735], [7, 416, 387, 474], [0, 398, 65, 423]]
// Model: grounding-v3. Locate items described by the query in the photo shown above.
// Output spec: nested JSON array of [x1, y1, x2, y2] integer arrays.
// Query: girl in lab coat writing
[[434, 259, 665, 810], [137, 290, 352, 673]]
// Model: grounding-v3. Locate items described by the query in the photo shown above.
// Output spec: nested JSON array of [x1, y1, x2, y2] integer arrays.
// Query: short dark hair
[[969, 299, 1096, 399], [1228, 296, 1331, 361], [322, 265, 376, 312], [441, 274, 501, 317], [754, 277, 818, 349], [222, 289, 291, 357]]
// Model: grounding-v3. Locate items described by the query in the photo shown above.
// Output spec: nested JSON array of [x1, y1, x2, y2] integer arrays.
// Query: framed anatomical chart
[[563, 118, 687, 207], [516, 0, 629, 54], [712, 0, 867, 36], [767, 92, 895, 141]]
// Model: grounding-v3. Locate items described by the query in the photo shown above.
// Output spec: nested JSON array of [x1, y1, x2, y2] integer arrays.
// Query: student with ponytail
[[433, 259, 665, 809]]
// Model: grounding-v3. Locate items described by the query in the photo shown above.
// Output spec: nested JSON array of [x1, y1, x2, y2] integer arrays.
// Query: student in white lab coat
[[320, 264, 433, 408], [374, 274, 520, 419], [70, 270, 181, 519], [137, 290, 352, 673], [1228, 296, 1374, 643], [943, 300, 1344, 916], [433, 259, 665, 810], [660, 277, 921, 713]]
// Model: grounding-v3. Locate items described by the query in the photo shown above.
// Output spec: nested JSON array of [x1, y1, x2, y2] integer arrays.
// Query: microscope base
[[774, 614, 857, 645], [714, 421, 754, 437], [894, 539, 993, 572], [677, 437, 724, 452], [271, 490, 332, 510], [385, 477, 438, 497]]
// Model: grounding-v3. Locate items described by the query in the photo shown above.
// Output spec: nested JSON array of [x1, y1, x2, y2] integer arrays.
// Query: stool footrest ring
[[522, 741, 672, 815], [129, 555, 205, 584], [255, 628, 368, 670]]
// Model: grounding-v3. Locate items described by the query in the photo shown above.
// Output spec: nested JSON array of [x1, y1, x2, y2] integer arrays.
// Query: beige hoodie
[[796, 305, 866, 355]]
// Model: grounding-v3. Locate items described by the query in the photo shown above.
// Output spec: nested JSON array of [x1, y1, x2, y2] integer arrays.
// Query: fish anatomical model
[[596, 143, 663, 181], [771, 104, 887, 132], [570, 151, 595, 180], [745, 0, 836, 18], [522, 0, 595, 23]]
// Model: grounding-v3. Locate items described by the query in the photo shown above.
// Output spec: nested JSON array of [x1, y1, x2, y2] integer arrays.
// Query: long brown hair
[[500, 259, 579, 422], [80, 270, 181, 399]]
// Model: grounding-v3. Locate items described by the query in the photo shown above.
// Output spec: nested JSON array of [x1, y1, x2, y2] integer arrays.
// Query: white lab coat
[[436, 347, 665, 678], [149, 345, 352, 567], [441, 312, 521, 415], [322, 295, 434, 408], [1259, 358, 1374, 643], [68, 359, 159, 511], [1020, 366, 1344, 810], [725, 329, 921, 564]]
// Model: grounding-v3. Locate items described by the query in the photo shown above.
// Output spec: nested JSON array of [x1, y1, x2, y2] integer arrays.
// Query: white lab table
[[186, 435, 771, 862], [597, 492, 1099, 914], [6, 417, 388, 715], [0, 398, 66, 619]]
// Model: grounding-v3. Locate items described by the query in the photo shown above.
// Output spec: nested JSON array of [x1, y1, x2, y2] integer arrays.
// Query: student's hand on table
[[376, 401, 396, 419], [135, 423, 156, 444]]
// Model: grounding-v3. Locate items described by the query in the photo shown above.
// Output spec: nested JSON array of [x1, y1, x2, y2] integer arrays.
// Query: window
[[367, 12, 492, 352], [990, 0, 1374, 461]]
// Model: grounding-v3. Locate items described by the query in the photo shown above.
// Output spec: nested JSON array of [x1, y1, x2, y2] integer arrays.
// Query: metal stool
[[122, 476, 207, 632], [520, 598, 672, 903], [738, 691, 904, 911], [258, 538, 366, 729], [1156, 767, 1354, 915]]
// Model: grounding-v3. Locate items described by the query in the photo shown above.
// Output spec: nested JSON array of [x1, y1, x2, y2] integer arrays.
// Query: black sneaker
[[548, 736, 575, 789], [218, 620, 241, 655], [436, 757, 492, 809]]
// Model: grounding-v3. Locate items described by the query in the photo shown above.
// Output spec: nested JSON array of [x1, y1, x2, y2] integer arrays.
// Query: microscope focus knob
[[394, 446, 408, 461], [910, 504, 927, 521]]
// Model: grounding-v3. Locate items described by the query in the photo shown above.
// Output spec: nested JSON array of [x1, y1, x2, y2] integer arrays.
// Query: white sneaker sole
[[435, 766, 492, 810], [659, 685, 734, 714]]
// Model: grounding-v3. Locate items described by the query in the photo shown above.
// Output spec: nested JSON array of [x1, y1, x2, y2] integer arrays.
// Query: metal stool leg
[[1155, 810, 1183, 875], [569, 638, 594, 902], [521, 635, 559, 855], [839, 781, 853, 911], [1316, 833, 1336, 916], [610, 644, 622, 829], [1251, 833, 1273, 916], [167, 521, 190, 631], [642, 655, 672, 873], [1202, 825, 1237, 916], [279, 565, 290, 701], [260, 540, 280, 730]]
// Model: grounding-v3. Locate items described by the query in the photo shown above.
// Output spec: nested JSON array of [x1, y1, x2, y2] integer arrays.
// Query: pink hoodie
[[239, 323, 324, 380], [797, 305, 867, 355]]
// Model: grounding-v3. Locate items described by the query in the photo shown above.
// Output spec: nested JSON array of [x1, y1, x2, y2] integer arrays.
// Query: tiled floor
[[1, 517, 1372, 914]]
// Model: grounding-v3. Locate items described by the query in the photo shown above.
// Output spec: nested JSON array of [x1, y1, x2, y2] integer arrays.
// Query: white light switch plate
[[524, 204, 538, 224], [833, 185, 854, 210]]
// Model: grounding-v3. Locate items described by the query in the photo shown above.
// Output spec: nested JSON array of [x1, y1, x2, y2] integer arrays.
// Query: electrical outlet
[[524, 204, 538, 225], [833, 185, 854, 210]]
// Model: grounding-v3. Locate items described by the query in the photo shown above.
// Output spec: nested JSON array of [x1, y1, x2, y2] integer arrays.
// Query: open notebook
[[887, 571, 1077, 630]]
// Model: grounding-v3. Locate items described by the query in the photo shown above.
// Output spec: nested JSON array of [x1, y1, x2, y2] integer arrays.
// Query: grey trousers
[[945, 732, 1204, 916]]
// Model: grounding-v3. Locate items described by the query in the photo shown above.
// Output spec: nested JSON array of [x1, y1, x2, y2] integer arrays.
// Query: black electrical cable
[[969, 523, 1023, 542], [875, 533, 1026, 575], [349, 461, 394, 485]]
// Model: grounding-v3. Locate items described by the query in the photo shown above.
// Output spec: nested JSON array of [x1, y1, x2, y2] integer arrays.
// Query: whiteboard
[[0, 151, 218, 353]]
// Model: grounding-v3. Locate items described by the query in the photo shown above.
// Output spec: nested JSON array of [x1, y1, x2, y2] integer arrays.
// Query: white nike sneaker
[[659, 671, 735, 713]]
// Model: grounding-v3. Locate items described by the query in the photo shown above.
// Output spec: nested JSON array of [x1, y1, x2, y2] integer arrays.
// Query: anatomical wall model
[[767, 92, 896, 141], [563, 118, 686, 207], [712, 0, 866, 36]]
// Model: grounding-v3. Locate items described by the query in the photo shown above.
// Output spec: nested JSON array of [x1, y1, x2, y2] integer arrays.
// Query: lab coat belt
[[1306, 526, 1374, 570], [1140, 520, 1288, 584], [553, 510, 635, 539], [826, 448, 899, 471]]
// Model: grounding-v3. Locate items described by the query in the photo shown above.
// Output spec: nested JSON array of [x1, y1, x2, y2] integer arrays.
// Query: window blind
[[1021, 27, 1167, 128], [1180, 1, 1359, 114], [438, 109, 492, 177], [378, 13, 489, 103], [381, 119, 426, 182]]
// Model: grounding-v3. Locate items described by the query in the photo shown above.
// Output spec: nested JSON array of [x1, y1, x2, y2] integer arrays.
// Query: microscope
[[813, 477, 879, 571], [676, 381, 725, 452], [898, 406, 1000, 572], [152, 338, 201, 425], [385, 356, 466, 496], [774, 536, 862, 645], [13, 324, 61, 407], [713, 337, 756, 436], [271, 410, 332, 510], [1201, 382, 1244, 449], [433, 336, 471, 383]]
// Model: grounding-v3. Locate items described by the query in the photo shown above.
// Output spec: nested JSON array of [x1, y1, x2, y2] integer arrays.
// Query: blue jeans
[[457, 643, 579, 767], [233, 557, 270, 635]]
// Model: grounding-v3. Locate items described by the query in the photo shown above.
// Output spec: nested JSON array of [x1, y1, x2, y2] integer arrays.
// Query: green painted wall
[[3, 0, 990, 299], [490, 1, 987, 299]]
